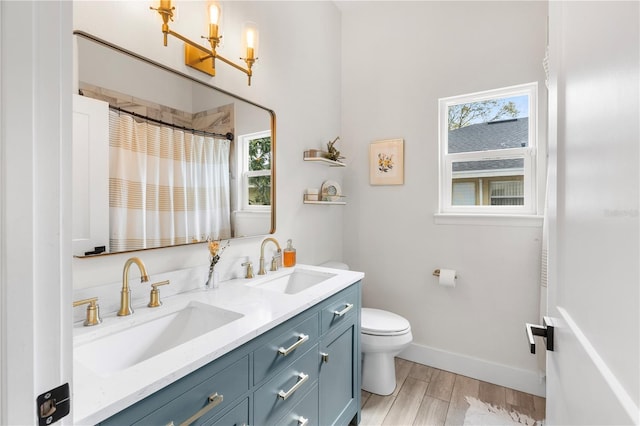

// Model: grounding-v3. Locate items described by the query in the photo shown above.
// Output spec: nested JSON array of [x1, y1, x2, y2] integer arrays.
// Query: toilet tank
[[319, 261, 349, 270]]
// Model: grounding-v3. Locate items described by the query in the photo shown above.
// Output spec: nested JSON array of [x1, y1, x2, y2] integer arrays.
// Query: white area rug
[[463, 397, 543, 426]]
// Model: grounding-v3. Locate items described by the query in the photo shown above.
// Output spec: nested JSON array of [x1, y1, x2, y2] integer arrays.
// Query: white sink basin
[[251, 268, 337, 294], [74, 301, 243, 377]]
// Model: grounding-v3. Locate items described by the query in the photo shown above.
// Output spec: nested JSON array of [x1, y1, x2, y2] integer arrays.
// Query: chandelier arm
[[167, 29, 250, 76], [215, 54, 251, 76], [167, 29, 212, 57]]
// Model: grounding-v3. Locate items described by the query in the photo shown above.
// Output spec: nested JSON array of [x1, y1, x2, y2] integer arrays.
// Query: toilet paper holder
[[433, 269, 457, 279]]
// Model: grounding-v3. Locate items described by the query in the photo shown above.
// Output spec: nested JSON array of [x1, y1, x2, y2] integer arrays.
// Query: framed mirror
[[73, 31, 276, 257]]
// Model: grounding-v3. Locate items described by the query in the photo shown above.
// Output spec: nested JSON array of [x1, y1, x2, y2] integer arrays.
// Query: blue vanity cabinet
[[319, 284, 361, 426], [97, 281, 361, 426], [319, 322, 359, 425], [98, 350, 251, 426]]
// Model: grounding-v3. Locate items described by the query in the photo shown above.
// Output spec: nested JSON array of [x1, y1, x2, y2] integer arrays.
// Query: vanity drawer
[[320, 286, 357, 334], [134, 355, 249, 426], [253, 313, 319, 385], [206, 398, 249, 426], [254, 345, 319, 426], [275, 384, 319, 426]]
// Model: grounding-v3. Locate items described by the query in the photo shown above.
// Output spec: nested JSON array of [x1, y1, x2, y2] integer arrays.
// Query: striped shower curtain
[[109, 111, 231, 252]]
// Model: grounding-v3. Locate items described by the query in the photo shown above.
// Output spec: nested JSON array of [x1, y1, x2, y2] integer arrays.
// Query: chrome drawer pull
[[298, 416, 309, 426], [179, 392, 223, 426], [278, 334, 309, 356], [278, 372, 309, 400], [333, 303, 354, 317]]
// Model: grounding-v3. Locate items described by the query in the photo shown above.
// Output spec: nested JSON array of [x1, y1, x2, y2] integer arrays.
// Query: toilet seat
[[361, 308, 411, 336]]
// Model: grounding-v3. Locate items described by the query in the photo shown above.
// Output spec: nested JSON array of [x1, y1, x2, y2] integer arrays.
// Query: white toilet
[[361, 308, 413, 395], [319, 261, 413, 396]]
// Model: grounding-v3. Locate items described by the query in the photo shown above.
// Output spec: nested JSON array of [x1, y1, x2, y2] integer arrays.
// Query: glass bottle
[[283, 239, 296, 267]]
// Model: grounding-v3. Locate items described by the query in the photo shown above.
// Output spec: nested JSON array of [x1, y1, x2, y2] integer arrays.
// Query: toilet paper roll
[[439, 269, 457, 287]]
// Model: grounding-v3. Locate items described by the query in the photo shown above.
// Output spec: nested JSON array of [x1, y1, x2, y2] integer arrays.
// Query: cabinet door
[[319, 323, 357, 426]]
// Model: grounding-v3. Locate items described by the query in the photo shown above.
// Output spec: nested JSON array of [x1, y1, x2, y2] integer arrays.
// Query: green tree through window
[[448, 100, 520, 130], [248, 136, 271, 205]]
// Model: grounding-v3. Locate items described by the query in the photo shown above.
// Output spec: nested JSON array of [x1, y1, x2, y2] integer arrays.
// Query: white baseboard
[[399, 342, 546, 397]]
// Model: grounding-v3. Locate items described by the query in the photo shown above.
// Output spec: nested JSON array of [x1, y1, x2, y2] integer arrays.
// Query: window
[[238, 131, 271, 210], [439, 83, 537, 215]]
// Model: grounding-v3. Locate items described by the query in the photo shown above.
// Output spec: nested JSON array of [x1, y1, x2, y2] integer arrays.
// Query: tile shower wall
[[80, 83, 234, 135]]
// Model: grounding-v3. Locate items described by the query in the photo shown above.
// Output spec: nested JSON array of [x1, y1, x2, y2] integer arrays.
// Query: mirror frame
[[73, 31, 276, 257]]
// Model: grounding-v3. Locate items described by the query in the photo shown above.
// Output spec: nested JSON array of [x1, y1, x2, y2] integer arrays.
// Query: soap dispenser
[[283, 239, 296, 267]]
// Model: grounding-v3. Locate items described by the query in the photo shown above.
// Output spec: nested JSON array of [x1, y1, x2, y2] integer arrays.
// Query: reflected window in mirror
[[239, 131, 271, 211]]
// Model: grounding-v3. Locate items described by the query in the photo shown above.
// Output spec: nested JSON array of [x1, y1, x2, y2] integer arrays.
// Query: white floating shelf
[[303, 200, 347, 205], [303, 157, 346, 167]]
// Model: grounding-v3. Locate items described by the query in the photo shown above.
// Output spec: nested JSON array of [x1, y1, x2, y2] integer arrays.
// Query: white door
[[0, 2, 73, 424], [544, 2, 639, 424]]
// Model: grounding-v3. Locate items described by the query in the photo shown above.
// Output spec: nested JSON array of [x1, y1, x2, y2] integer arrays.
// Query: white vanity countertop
[[73, 264, 364, 425]]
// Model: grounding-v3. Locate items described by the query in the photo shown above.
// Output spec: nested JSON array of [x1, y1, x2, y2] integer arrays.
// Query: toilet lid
[[361, 308, 411, 336]]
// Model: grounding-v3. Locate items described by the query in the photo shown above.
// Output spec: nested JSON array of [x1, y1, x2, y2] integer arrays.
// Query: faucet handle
[[242, 261, 254, 279], [271, 255, 279, 272], [73, 297, 102, 326], [276, 249, 283, 269], [148, 280, 170, 308]]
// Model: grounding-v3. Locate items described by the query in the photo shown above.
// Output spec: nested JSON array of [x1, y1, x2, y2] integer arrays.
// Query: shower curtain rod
[[108, 105, 234, 141]]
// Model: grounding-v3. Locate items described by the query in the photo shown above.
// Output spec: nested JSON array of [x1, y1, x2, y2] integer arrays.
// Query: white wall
[[72, 1, 345, 288], [340, 1, 547, 395]]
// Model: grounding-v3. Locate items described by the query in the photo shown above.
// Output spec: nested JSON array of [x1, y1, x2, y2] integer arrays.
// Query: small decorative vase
[[205, 265, 219, 290]]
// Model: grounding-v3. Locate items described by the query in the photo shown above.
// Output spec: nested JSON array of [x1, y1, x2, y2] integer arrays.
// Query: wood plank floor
[[360, 358, 545, 426]]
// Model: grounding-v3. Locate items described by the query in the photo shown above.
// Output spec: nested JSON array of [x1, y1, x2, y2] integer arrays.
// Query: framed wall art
[[369, 138, 404, 185]]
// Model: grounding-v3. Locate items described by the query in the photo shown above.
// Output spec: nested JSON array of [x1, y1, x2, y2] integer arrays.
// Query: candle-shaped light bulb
[[243, 22, 259, 61], [247, 30, 255, 49], [247, 29, 255, 59], [208, 4, 220, 25], [160, 0, 171, 10], [208, 3, 221, 41]]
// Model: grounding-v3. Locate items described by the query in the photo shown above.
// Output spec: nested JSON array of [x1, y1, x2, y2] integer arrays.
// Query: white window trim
[[237, 130, 271, 212], [438, 82, 539, 218], [433, 212, 543, 227]]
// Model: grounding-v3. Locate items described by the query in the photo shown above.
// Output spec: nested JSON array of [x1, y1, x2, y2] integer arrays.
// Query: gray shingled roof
[[449, 118, 528, 173]]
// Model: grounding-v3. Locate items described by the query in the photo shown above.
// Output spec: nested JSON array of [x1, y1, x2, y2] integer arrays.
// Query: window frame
[[438, 82, 538, 216], [237, 130, 271, 212]]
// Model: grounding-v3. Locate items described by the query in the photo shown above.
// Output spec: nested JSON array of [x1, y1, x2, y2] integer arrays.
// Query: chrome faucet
[[118, 257, 149, 316], [258, 237, 281, 275]]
